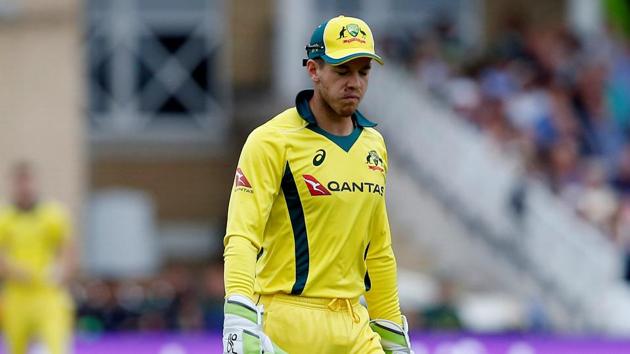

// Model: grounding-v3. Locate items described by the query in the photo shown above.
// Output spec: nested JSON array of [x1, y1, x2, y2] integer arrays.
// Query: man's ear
[[306, 59, 320, 83]]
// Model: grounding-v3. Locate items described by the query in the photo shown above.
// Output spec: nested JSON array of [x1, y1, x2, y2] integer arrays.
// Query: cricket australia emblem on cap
[[338, 23, 367, 43], [347, 24, 360, 37]]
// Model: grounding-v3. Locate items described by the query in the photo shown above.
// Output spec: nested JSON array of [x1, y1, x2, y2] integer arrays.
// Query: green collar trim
[[295, 89, 374, 152], [294, 90, 377, 128], [308, 125, 362, 152]]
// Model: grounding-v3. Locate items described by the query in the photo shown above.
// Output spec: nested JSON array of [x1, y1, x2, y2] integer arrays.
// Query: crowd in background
[[382, 17, 630, 279], [71, 262, 469, 333], [72, 262, 224, 334]]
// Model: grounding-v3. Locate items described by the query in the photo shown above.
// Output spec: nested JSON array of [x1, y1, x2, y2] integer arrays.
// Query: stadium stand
[[364, 19, 630, 335]]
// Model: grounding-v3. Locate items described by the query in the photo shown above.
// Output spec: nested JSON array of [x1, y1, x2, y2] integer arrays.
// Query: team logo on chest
[[366, 150, 384, 172], [303, 175, 331, 196]]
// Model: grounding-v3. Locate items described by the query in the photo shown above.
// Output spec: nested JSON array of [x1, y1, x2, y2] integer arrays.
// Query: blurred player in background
[[0, 162, 76, 354], [223, 15, 413, 354]]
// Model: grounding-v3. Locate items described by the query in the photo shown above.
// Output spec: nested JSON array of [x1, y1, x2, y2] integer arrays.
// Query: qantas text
[[326, 181, 384, 195]]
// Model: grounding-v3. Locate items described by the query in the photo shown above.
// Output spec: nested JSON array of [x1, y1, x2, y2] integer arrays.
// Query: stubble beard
[[321, 88, 359, 118]]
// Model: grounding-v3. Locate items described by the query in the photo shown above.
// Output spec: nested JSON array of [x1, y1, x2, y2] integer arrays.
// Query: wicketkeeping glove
[[223, 294, 287, 354], [370, 315, 414, 354]]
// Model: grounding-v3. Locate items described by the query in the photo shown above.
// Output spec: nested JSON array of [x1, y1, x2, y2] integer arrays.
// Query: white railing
[[364, 67, 628, 333]]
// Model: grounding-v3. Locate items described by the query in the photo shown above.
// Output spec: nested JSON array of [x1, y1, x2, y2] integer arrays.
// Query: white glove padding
[[370, 315, 414, 354], [223, 294, 287, 354]]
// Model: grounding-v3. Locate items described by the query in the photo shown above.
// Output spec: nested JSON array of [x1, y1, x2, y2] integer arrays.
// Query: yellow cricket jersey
[[0, 201, 71, 292], [224, 90, 402, 322]]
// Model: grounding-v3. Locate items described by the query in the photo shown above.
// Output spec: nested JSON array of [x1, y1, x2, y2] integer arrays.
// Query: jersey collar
[[295, 89, 377, 128]]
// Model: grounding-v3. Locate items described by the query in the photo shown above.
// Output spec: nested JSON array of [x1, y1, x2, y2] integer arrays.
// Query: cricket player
[[0, 163, 76, 354], [223, 15, 413, 354]]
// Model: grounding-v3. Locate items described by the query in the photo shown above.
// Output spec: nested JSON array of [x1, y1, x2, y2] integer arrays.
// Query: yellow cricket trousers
[[258, 293, 384, 354], [0, 288, 73, 354]]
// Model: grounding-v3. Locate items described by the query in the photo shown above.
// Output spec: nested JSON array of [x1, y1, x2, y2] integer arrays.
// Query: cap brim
[[321, 51, 384, 66]]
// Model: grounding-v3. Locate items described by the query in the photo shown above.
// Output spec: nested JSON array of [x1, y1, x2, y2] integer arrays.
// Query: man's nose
[[346, 72, 361, 89]]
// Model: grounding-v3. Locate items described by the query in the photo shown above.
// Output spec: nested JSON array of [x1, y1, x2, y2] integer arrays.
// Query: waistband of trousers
[[257, 293, 361, 308]]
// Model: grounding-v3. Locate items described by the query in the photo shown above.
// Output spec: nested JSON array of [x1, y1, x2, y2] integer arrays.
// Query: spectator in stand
[[201, 261, 224, 331], [419, 277, 462, 331], [574, 61, 625, 159], [611, 144, 630, 195], [137, 277, 176, 331], [399, 14, 630, 255], [573, 160, 619, 233], [613, 197, 630, 281], [413, 35, 451, 95], [544, 137, 581, 194], [476, 96, 519, 146], [76, 280, 128, 333], [503, 66, 552, 140], [479, 59, 519, 102]]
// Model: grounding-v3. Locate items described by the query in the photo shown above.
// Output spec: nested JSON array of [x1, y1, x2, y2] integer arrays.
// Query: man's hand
[[0, 256, 32, 283], [370, 315, 414, 354], [223, 294, 287, 354]]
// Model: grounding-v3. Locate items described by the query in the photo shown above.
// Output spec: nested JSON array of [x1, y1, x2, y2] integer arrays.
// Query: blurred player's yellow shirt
[[225, 90, 401, 321], [0, 202, 74, 354], [0, 202, 71, 293]]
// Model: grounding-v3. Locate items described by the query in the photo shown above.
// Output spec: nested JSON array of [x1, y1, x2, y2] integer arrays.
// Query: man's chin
[[336, 105, 358, 118]]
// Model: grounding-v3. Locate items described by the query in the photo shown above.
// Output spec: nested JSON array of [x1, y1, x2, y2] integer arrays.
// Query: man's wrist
[[225, 294, 260, 324]]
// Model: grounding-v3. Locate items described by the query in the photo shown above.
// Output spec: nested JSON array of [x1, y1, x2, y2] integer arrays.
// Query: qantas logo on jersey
[[303, 175, 331, 196], [302, 175, 384, 196], [234, 168, 253, 193]]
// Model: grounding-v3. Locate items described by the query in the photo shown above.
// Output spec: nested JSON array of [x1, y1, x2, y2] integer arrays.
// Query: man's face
[[12, 168, 37, 209], [312, 57, 372, 117]]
